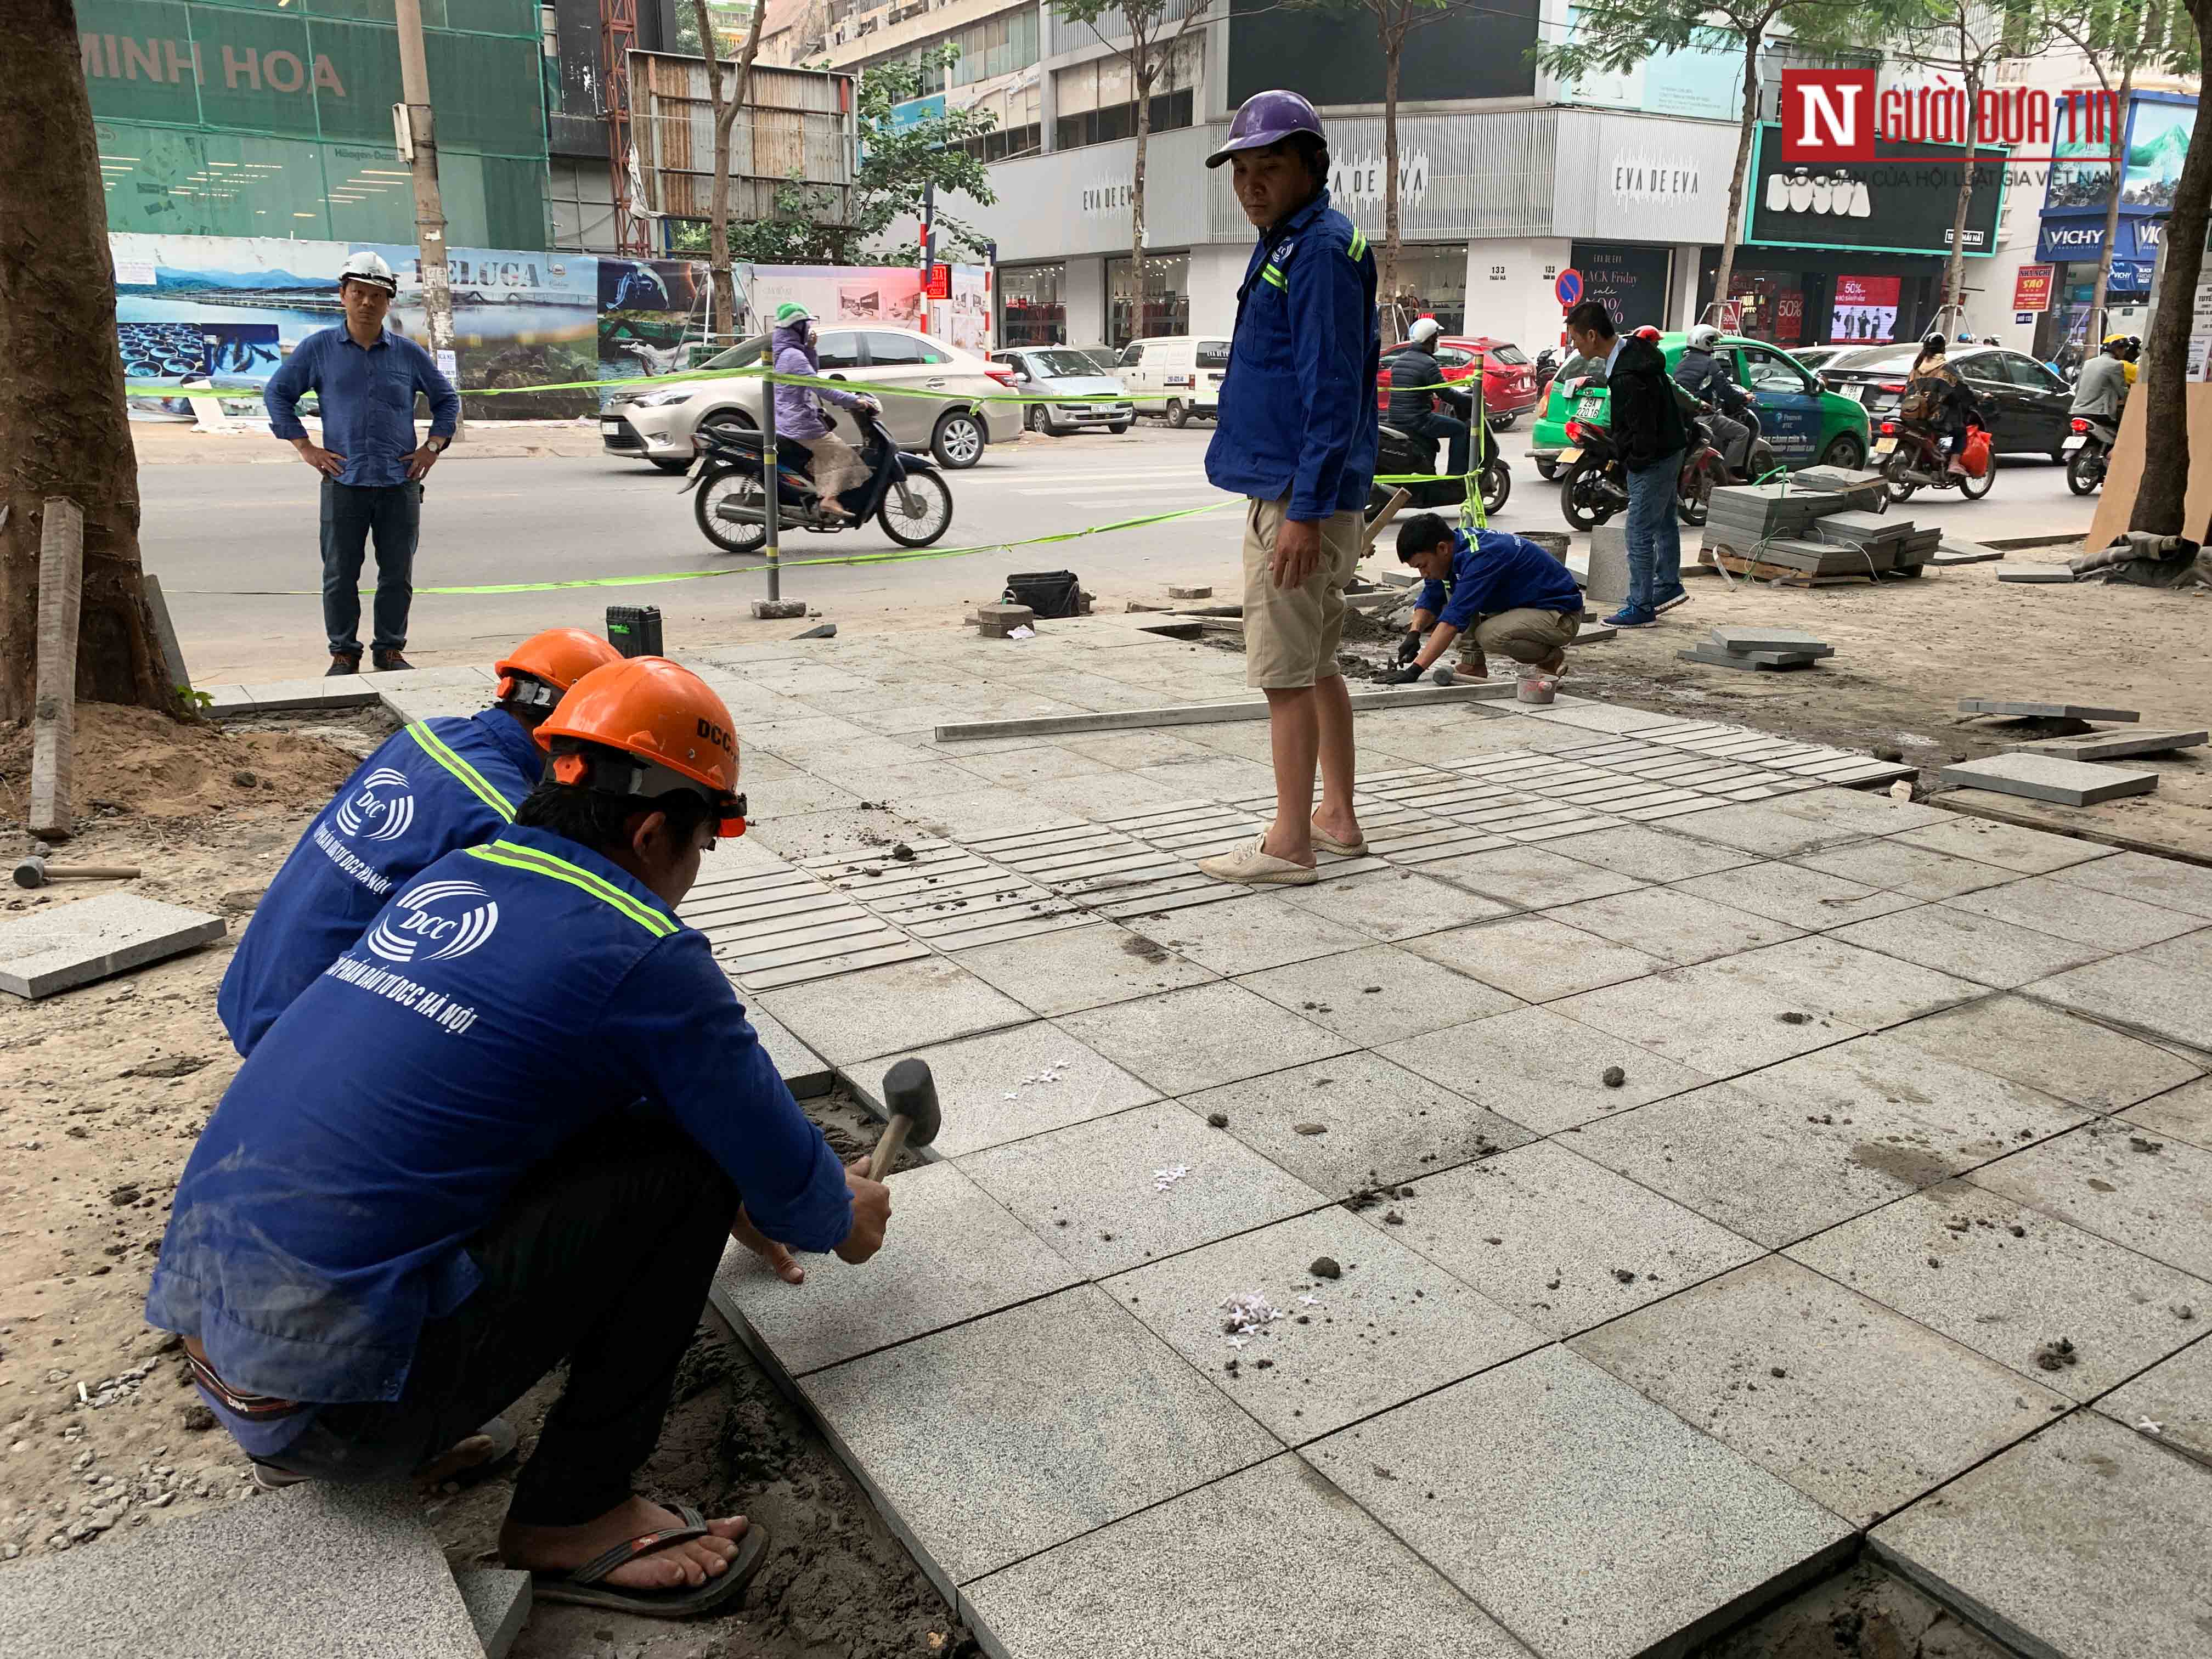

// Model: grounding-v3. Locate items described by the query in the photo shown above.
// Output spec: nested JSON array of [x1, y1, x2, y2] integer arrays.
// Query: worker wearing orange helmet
[[218, 626, 622, 1056], [153, 657, 888, 1619]]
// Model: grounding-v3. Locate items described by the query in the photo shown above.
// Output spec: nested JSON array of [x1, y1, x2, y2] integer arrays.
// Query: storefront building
[[2029, 91, 2191, 360]]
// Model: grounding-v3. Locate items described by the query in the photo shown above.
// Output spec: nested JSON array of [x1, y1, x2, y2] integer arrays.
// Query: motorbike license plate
[[1559, 448, 1583, 465], [1576, 397, 1604, 419], [1873, 437, 1897, 455]]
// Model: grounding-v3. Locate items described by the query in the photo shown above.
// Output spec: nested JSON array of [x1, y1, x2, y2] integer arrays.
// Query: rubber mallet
[[866, 1058, 941, 1179], [13, 854, 140, 890]]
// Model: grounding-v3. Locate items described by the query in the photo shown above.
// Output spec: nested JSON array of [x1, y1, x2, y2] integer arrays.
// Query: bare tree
[[693, 0, 768, 344], [1, 0, 172, 725], [1892, 0, 2030, 320]]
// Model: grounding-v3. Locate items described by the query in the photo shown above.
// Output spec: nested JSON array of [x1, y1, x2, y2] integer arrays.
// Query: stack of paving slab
[[1774, 465, 1888, 514], [1940, 700, 2180, 806], [1678, 625, 1833, 673], [1703, 487, 1933, 579], [1931, 535, 2004, 566]]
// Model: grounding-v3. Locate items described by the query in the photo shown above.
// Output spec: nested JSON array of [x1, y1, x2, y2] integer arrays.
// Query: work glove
[[1395, 629, 1423, 665], [1378, 663, 1426, 686]]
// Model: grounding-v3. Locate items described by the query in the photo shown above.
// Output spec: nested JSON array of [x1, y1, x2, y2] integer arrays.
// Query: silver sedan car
[[987, 347, 1135, 436], [601, 325, 1021, 471]]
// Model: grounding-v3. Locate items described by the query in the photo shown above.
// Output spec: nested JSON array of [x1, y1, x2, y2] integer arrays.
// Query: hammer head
[[12, 856, 46, 890], [880, 1057, 941, 1150]]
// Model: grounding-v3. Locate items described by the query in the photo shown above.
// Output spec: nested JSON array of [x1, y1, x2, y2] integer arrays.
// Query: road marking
[[1009, 478, 1215, 498], [979, 466, 1206, 486]]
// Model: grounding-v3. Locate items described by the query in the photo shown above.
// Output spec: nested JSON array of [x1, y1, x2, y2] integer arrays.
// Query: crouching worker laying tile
[[1380, 512, 1583, 683], [146, 658, 893, 1618]]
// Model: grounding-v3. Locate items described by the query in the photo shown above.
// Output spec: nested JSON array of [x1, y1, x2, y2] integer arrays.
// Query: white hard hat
[[339, 251, 399, 294], [1688, 324, 1722, 350], [1408, 316, 1442, 346]]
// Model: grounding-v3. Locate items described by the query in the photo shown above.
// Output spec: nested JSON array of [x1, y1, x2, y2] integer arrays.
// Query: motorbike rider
[[1901, 334, 1982, 476], [2070, 334, 2130, 430], [1387, 317, 1476, 479], [1673, 324, 1753, 478], [770, 302, 881, 521]]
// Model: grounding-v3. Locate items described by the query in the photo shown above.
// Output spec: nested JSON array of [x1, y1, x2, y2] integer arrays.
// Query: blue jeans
[[1409, 412, 1471, 478], [1623, 451, 1685, 616], [320, 479, 421, 656]]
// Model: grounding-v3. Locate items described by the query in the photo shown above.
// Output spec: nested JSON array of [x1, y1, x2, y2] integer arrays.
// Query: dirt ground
[[1693, 1560, 2012, 1659]]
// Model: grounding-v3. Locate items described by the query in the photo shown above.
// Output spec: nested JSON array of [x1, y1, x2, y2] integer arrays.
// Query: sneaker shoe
[[325, 653, 360, 676], [370, 649, 415, 672], [1605, 607, 1658, 629], [1653, 590, 1691, 614], [1197, 833, 1318, 886]]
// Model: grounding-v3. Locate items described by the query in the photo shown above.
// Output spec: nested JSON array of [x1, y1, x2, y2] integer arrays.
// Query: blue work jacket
[[1206, 190, 1380, 520], [264, 324, 460, 488], [218, 710, 543, 1057], [1415, 528, 1584, 630], [149, 824, 852, 1406]]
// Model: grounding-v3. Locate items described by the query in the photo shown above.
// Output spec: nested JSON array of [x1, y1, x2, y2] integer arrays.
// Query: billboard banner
[[1831, 274, 1900, 342], [1743, 123, 2005, 256]]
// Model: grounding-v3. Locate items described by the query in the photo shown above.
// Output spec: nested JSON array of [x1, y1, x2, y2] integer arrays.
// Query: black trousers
[[275, 1116, 737, 1526]]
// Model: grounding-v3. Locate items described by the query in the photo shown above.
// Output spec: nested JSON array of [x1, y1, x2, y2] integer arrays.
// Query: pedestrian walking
[[1562, 302, 1688, 629], [264, 250, 461, 675], [1196, 91, 1380, 886]]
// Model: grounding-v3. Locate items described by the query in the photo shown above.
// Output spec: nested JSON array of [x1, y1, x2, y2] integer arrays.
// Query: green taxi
[[1530, 333, 1872, 478]]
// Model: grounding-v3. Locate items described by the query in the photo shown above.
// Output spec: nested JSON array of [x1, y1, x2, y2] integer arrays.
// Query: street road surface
[[137, 426, 2095, 684]]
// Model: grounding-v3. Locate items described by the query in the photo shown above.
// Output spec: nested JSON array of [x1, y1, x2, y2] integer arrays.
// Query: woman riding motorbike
[[1901, 333, 1981, 476], [770, 302, 881, 520]]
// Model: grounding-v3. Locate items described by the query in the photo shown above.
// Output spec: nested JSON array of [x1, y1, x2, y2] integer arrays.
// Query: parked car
[[1116, 335, 1232, 426], [1065, 344, 1122, 376], [1530, 333, 1872, 476], [601, 325, 1020, 472], [988, 347, 1135, 436], [1817, 343, 2075, 460], [1374, 335, 1540, 428]]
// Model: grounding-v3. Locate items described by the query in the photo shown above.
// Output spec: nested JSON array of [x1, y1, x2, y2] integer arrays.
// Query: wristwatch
[[426, 436, 449, 454]]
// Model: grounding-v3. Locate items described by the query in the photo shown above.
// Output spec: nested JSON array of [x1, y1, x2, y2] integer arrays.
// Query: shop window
[[1056, 88, 1195, 153], [1000, 262, 1068, 347], [1107, 252, 1190, 349], [1381, 243, 1469, 338]]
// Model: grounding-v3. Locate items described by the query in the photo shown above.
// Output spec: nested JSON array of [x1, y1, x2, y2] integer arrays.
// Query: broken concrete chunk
[[1308, 1256, 1342, 1280]]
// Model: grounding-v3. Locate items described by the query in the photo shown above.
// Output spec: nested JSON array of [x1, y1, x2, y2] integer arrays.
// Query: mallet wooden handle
[[1359, 487, 1411, 556], [46, 865, 140, 879], [866, 1115, 911, 1182]]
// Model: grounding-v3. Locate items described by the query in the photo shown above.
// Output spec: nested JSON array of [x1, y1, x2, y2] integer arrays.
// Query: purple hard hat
[[1206, 89, 1324, 169]]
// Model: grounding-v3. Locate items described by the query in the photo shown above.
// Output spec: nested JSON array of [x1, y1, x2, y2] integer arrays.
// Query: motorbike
[[1369, 417, 1510, 521], [1874, 416, 1994, 503], [685, 410, 954, 554], [1531, 347, 1561, 401], [2065, 411, 2118, 495], [1556, 411, 1727, 532]]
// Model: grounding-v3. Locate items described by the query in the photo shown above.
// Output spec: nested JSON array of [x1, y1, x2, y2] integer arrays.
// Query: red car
[[1375, 334, 1539, 430]]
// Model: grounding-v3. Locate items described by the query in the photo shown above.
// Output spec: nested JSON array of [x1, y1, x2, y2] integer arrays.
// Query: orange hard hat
[[535, 657, 747, 837], [494, 628, 623, 708]]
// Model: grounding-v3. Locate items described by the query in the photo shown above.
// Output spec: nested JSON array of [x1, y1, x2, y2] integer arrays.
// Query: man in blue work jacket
[[149, 658, 891, 1620], [264, 250, 461, 676], [1380, 512, 1583, 681], [218, 625, 623, 1058], [1198, 90, 1381, 887]]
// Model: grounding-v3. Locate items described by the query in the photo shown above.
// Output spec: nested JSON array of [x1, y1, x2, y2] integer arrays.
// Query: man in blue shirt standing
[[149, 658, 891, 1619], [1197, 91, 1380, 886], [264, 250, 461, 675], [1380, 512, 1583, 681], [218, 625, 623, 1057]]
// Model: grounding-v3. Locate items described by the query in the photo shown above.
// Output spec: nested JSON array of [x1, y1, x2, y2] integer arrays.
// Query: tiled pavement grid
[[410, 624, 2207, 1659]]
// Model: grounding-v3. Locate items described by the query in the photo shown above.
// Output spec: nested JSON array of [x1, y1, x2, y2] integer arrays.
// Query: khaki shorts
[[1463, 606, 1581, 666], [1242, 496, 1365, 690]]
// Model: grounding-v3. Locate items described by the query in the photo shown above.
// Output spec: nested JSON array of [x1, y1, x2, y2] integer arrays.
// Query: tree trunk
[[1380, 21, 1402, 346], [2086, 59, 2135, 336], [1130, 44, 1153, 345], [1941, 16, 1979, 319], [0, 1, 171, 726], [1712, 27, 1763, 328], [2129, 45, 2212, 534], [697, 0, 764, 346]]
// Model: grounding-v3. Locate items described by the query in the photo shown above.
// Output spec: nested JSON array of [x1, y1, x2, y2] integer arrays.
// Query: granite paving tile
[[1182, 1051, 1533, 1197], [1548, 963, 1859, 1079], [1672, 863, 1922, 931], [798, 1286, 1280, 1592], [759, 957, 1031, 1066], [1423, 845, 1647, 909], [896, 787, 1087, 842], [1543, 885, 1803, 966], [1273, 867, 1516, 941], [1830, 904, 2111, 989], [1888, 816, 2118, 874], [951, 923, 1218, 1017], [1680, 935, 1987, 1032], [1128, 754, 1283, 803], [1055, 982, 1353, 1096], [1792, 839, 2029, 901], [2125, 1077, 2212, 1149], [2097, 1337, 2212, 1471], [713, 1162, 1084, 1375], [1145, 895, 1374, 977], [0, 894, 226, 1000], [1661, 801, 1873, 859], [845, 1022, 1161, 1158], [1765, 786, 1953, 837], [1102, 1209, 1546, 1443], [1869, 1410, 2212, 1659], [958, 1454, 1536, 1659], [1377, 1139, 1764, 1337], [1942, 874, 2204, 953], [2049, 848, 2212, 920], [1234, 941, 1521, 1045], [1570, 1256, 2067, 1524], [1403, 915, 1666, 1003], [1878, 994, 2201, 1113], [1379, 1004, 1713, 1134], [1021, 769, 1207, 819], [1785, 1180, 2210, 1399], [948, 744, 1103, 787], [958, 1099, 1329, 1276], [2027, 933, 2212, 1051], [1545, 823, 1760, 882], [1307, 1347, 1854, 1659], [1964, 1120, 2212, 1279]]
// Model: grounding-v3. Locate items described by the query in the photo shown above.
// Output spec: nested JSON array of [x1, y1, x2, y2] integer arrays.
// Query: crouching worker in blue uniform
[[1381, 512, 1583, 682], [148, 658, 893, 1619], [218, 626, 625, 1058]]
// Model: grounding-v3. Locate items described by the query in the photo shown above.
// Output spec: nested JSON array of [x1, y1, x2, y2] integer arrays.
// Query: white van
[[1115, 335, 1231, 426]]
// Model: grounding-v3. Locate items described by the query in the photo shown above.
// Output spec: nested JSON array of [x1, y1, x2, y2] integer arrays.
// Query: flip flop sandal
[[529, 1505, 770, 1619]]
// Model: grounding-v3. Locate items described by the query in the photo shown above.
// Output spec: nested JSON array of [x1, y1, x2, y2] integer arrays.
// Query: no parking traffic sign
[[1555, 268, 1583, 309]]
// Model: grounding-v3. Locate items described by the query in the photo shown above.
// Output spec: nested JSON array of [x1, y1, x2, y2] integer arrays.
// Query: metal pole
[[763, 341, 781, 604], [393, 0, 461, 437]]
